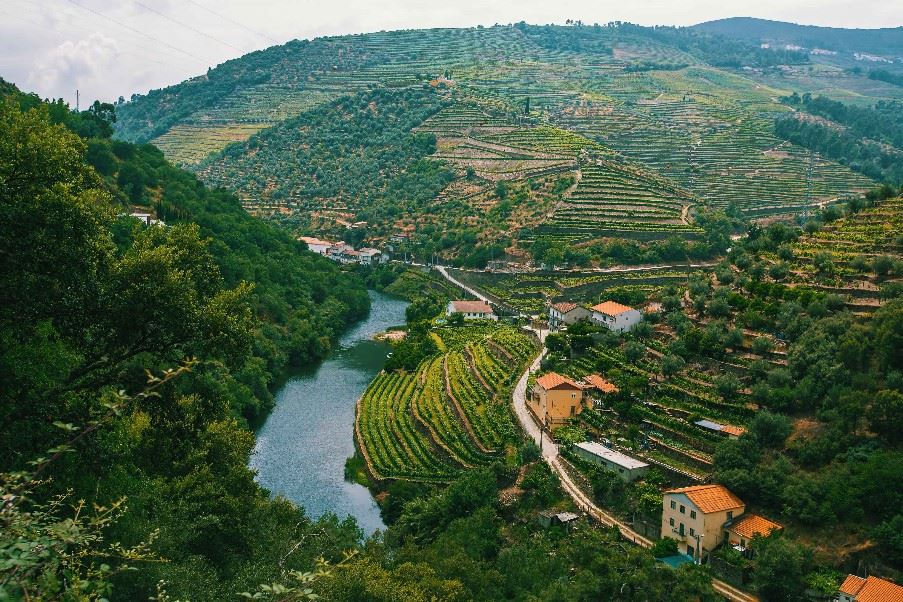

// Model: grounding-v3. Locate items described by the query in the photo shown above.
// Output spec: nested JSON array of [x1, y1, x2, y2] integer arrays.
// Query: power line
[[183, 0, 278, 45], [130, 0, 247, 54], [64, 0, 212, 67]]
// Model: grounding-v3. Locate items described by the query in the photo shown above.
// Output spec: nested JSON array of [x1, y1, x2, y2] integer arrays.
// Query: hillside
[[113, 22, 901, 265], [694, 17, 903, 56]]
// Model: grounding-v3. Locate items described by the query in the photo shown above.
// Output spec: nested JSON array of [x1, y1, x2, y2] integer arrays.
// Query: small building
[[530, 372, 584, 426], [548, 302, 591, 329], [590, 301, 643, 333], [573, 441, 649, 481], [537, 510, 580, 529], [724, 513, 782, 551], [128, 211, 163, 226], [694, 419, 746, 440], [582, 374, 619, 400], [446, 300, 497, 321], [839, 575, 903, 602], [661, 484, 745, 560], [298, 236, 333, 256]]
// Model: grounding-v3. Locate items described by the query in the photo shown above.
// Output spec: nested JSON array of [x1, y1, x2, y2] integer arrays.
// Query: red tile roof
[[535, 372, 582, 391], [666, 484, 744, 514], [721, 424, 747, 437], [583, 374, 619, 393], [840, 575, 903, 602], [552, 302, 579, 313], [450, 300, 494, 314], [727, 513, 782, 539], [590, 300, 635, 316]]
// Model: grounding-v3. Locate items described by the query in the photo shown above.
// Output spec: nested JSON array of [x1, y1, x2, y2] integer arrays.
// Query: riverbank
[[249, 290, 408, 536]]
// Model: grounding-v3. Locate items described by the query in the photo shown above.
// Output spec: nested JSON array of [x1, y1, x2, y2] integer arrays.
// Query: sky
[[1, 0, 901, 106]]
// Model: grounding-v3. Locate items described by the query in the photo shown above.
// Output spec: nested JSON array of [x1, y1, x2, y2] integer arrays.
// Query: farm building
[[530, 372, 584, 426], [446, 300, 497, 321], [547, 302, 591, 329], [590, 301, 643, 333], [573, 441, 649, 481]]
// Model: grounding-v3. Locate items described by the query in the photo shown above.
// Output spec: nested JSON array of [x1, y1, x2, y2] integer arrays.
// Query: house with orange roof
[[839, 574, 903, 602], [547, 301, 591, 330], [724, 513, 782, 551], [590, 300, 643, 333], [529, 371, 584, 427], [582, 374, 619, 407], [661, 484, 746, 561]]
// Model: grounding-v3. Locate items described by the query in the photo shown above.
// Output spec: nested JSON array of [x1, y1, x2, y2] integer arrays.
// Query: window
[[679, 505, 685, 514], [570, 406, 576, 417], [689, 528, 695, 537], [678, 523, 684, 535], [727, 511, 733, 520], [690, 510, 696, 519], [670, 500, 676, 510], [669, 518, 674, 527]]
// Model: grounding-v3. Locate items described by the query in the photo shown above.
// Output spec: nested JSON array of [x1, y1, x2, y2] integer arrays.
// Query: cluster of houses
[[298, 236, 384, 265], [548, 300, 644, 333]]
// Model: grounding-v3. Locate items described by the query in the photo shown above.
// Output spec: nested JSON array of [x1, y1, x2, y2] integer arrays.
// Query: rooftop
[[590, 300, 635, 316], [298, 236, 334, 246], [575, 441, 649, 470], [720, 424, 747, 437], [726, 513, 782, 539], [840, 575, 903, 602], [582, 374, 619, 394], [551, 302, 579, 313], [450, 300, 494, 314], [535, 372, 582, 391], [665, 484, 745, 514]]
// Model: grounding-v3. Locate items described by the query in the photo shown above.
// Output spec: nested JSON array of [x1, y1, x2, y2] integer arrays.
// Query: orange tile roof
[[552, 302, 579, 313], [590, 300, 635, 316], [727, 513, 782, 539], [583, 374, 619, 393], [840, 575, 903, 602], [721, 424, 747, 437], [535, 372, 582, 391], [666, 484, 745, 514], [450, 300, 494, 314]]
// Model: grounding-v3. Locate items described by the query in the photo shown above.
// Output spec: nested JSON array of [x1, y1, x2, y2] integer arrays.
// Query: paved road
[[511, 336, 758, 602], [435, 265, 494, 306]]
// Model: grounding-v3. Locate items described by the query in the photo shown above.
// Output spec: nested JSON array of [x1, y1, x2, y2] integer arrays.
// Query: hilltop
[[113, 22, 902, 266]]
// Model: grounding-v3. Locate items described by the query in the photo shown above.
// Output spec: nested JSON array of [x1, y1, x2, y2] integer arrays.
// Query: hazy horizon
[[2, 0, 902, 106]]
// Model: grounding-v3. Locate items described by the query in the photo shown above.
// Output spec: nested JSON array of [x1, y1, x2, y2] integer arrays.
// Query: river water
[[250, 290, 407, 536]]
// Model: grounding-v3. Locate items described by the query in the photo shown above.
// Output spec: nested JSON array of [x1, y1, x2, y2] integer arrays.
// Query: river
[[249, 290, 408, 536]]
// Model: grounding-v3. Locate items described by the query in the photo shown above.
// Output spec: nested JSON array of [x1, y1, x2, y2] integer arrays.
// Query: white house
[[590, 301, 643, 333], [548, 302, 591, 329], [446, 300, 497, 321], [128, 211, 163, 226], [573, 441, 648, 482], [298, 236, 333, 256]]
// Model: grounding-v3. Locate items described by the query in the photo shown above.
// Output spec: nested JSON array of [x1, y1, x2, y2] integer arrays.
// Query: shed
[[573, 441, 649, 481]]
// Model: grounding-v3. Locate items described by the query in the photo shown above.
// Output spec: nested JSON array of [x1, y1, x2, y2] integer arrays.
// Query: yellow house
[[724, 513, 782, 551], [661, 484, 745, 561], [529, 372, 584, 427]]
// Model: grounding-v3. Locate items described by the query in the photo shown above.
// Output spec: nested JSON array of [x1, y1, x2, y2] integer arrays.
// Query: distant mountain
[[693, 17, 903, 57]]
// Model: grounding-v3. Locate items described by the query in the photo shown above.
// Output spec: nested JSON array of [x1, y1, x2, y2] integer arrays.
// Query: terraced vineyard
[[116, 23, 900, 252], [355, 324, 538, 481]]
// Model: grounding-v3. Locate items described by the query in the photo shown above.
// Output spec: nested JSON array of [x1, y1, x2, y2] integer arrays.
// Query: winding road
[[511, 339, 757, 602], [432, 263, 758, 601]]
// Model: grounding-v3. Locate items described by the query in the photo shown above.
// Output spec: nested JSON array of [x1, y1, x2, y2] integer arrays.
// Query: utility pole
[[76, 89, 79, 112]]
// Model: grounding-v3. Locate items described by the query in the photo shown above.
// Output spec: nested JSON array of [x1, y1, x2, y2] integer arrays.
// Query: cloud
[[28, 32, 120, 104]]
